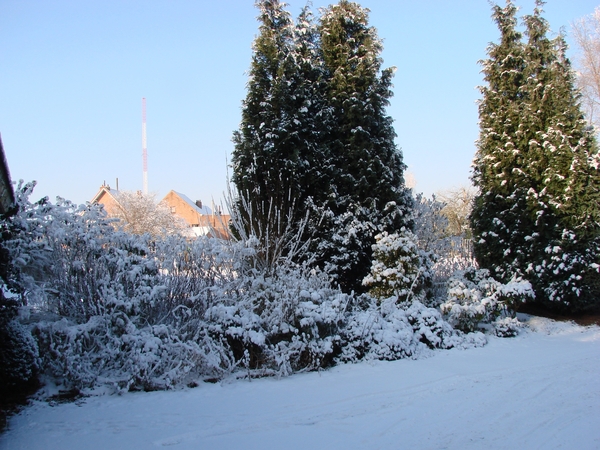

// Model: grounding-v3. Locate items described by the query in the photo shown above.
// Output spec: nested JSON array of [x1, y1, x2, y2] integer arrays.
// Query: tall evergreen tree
[[311, 0, 411, 293], [289, 5, 331, 200], [231, 0, 311, 265], [471, 1, 529, 282], [471, 0, 600, 312], [232, 1, 411, 292], [522, 3, 600, 309]]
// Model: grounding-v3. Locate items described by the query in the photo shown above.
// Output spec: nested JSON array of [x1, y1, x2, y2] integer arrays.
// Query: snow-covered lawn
[[1, 314, 598, 450]]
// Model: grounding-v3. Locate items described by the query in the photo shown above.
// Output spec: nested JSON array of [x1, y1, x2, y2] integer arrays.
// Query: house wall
[[162, 190, 202, 226], [198, 213, 231, 240], [94, 189, 121, 216], [162, 190, 230, 239]]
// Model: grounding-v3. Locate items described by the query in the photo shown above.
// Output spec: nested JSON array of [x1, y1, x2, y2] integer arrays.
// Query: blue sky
[[1, 1, 597, 206]]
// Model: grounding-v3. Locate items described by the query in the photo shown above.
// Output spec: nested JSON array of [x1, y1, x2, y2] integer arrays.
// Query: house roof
[[91, 188, 215, 216], [169, 191, 213, 215], [91, 185, 121, 205]]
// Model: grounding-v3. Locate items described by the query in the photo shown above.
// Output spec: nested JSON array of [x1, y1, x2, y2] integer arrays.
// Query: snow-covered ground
[[1, 314, 598, 450]]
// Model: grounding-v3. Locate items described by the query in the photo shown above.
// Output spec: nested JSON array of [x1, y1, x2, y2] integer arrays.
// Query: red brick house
[[161, 190, 230, 239], [90, 184, 122, 217], [91, 185, 230, 239]]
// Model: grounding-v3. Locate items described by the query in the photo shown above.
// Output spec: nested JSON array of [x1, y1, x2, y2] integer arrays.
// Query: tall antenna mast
[[142, 97, 148, 195]]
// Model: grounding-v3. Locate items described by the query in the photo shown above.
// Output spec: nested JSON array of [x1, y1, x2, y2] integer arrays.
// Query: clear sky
[[1, 1, 598, 206]]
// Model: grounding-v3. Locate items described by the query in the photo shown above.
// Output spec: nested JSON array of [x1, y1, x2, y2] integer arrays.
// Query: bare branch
[[110, 191, 186, 238], [572, 7, 600, 131]]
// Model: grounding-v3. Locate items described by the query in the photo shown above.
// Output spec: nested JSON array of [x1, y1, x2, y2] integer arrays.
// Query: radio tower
[[142, 97, 148, 195]]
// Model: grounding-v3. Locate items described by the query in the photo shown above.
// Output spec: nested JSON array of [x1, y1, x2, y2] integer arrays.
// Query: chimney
[[195, 200, 202, 209]]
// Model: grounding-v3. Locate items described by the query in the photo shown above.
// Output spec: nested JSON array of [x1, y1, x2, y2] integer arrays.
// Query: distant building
[[161, 190, 230, 239], [90, 184, 122, 216], [0, 135, 15, 216], [90, 185, 230, 239]]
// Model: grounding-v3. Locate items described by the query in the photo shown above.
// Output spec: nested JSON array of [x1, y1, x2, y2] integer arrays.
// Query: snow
[[2, 314, 598, 450], [173, 191, 212, 215]]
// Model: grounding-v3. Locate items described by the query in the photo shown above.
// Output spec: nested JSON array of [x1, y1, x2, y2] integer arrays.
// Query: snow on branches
[[0, 184, 490, 394], [441, 268, 534, 336]]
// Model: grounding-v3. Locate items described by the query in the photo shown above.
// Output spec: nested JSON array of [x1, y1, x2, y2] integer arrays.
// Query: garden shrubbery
[[440, 268, 534, 336], [0, 183, 499, 394]]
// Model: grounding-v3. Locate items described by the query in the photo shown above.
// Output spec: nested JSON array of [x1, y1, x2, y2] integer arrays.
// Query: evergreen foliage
[[312, 1, 411, 293], [318, 1, 405, 209], [362, 230, 432, 304], [441, 268, 534, 335], [471, 0, 600, 312], [231, 1, 322, 259], [232, 1, 411, 293]]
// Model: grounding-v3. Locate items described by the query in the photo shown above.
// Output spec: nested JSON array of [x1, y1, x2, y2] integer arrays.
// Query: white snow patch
[[2, 317, 598, 450]]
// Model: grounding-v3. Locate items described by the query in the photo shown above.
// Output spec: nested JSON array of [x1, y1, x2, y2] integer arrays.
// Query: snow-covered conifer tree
[[231, 1, 313, 259], [362, 230, 427, 303], [232, 1, 412, 293], [471, 1, 526, 282], [312, 0, 412, 293], [471, 1, 600, 312]]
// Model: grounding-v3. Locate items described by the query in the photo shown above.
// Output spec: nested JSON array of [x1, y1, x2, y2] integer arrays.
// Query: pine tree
[[312, 0, 411, 293], [522, 4, 600, 309], [471, 0, 600, 312]]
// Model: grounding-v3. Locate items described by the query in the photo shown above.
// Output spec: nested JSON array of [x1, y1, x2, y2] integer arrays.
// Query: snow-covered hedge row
[[1, 183, 488, 394], [33, 317, 224, 392]]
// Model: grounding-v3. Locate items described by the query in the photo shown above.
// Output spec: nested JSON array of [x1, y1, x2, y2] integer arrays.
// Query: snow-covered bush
[[492, 316, 522, 338], [33, 316, 230, 392], [440, 268, 534, 334], [338, 296, 486, 362], [0, 183, 493, 394], [362, 229, 434, 304], [204, 260, 349, 378], [410, 193, 477, 305], [527, 233, 600, 312], [0, 185, 40, 396], [0, 314, 38, 392], [24, 230, 241, 392]]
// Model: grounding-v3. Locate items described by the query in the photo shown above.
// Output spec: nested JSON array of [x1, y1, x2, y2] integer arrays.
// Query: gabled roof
[[168, 190, 213, 215], [91, 185, 121, 205]]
